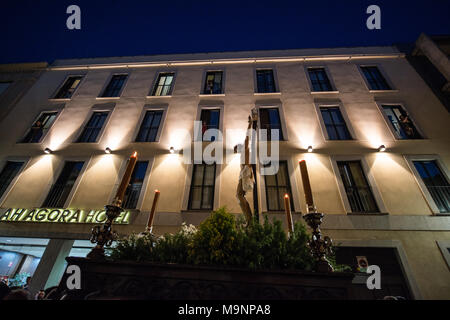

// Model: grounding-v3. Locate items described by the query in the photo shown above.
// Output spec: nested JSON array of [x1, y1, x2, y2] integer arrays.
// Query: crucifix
[[236, 108, 258, 225]]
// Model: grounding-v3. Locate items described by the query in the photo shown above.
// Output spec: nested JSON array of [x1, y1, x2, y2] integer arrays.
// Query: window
[[337, 161, 379, 213], [382, 105, 421, 139], [77, 111, 109, 143], [122, 161, 149, 209], [43, 161, 84, 208], [361, 66, 391, 90], [0, 82, 12, 95], [152, 73, 174, 96], [203, 71, 223, 94], [136, 110, 163, 142], [54, 76, 83, 99], [21, 112, 58, 143], [188, 163, 216, 210], [320, 107, 352, 140], [308, 68, 333, 91], [259, 108, 283, 140], [256, 69, 276, 93], [199, 109, 220, 141], [101, 74, 127, 97], [264, 161, 294, 211], [0, 161, 24, 200], [413, 161, 450, 213]]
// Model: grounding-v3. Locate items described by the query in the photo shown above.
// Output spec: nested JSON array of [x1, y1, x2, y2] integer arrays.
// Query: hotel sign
[[0, 208, 130, 224]]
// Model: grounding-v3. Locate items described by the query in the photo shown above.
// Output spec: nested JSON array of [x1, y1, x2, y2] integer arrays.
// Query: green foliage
[[108, 233, 155, 262], [188, 207, 237, 265], [107, 207, 335, 272]]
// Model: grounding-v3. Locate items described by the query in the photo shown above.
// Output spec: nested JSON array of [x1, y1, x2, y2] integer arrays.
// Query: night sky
[[1, 0, 449, 64]]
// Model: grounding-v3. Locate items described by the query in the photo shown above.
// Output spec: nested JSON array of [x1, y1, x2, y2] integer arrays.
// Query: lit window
[[382, 105, 421, 139], [199, 109, 220, 141], [203, 71, 223, 94], [54, 76, 83, 99], [21, 112, 58, 143], [152, 73, 174, 96]]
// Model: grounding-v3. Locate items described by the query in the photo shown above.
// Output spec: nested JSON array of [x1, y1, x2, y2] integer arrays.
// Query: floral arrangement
[[108, 207, 348, 272]]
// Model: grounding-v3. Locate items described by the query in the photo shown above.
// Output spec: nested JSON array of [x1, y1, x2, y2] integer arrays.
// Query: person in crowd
[[3, 289, 31, 300], [35, 289, 45, 300], [0, 281, 11, 300]]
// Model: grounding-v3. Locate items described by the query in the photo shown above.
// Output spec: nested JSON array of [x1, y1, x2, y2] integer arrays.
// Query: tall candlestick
[[299, 160, 316, 213], [113, 151, 138, 206], [284, 194, 294, 234], [146, 190, 161, 233]]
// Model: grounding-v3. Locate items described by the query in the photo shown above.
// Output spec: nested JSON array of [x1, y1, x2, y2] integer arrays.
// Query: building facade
[[0, 45, 449, 299]]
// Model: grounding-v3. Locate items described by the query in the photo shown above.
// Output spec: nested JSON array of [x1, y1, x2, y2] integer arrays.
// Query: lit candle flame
[[132, 151, 137, 158]]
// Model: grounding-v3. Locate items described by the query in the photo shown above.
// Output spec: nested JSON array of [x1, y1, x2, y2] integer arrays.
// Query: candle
[[284, 194, 294, 234], [113, 151, 138, 206], [299, 160, 315, 213], [146, 190, 161, 233]]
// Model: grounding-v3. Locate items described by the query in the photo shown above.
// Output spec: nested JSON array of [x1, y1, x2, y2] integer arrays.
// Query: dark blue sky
[[1, 0, 449, 64]]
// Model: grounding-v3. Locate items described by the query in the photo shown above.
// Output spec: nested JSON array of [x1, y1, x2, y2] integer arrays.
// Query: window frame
[[330, 155, 387, 214], [0, 81, 13, 97], [305, 65, 338, 93], [132, 105, 168, 143], [149, 71, 177, 97], [39, 157, 89, 209], [108, 157, 153, 211], [182, 162, 221, 211], [375, 101, 425, 140], [314, 101, 356, 140], [357, 64, 395, 92], [436, 240, 450, 270], [73, 103, 115, 144], [200, 69, 225, 95], [404, 155, 450, 215], [194, 104, 224, 142], [50, 74, 85, 100], [254, 67, 279, 94], [0, 157, 29, 206], [97, 73, 129, 99], [256, 104, 288, 141], [18, 107, 64, 144], [259, 158, 301, 213]]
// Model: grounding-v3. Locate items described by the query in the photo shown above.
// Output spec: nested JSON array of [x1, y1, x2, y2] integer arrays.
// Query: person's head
[[26, 277, 31, 285], [36, 290, 45, 299], [3, 289, 31, 300], [0, 281, 11, 300], [34, 120, 42, 127]]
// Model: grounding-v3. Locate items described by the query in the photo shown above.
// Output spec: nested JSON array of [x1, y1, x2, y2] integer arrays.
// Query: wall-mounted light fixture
[[44, 148, 52, 154], [307, 146, 313, 153], [378, 145, 386, 152], [169, 146, 175, 154], [105, 147, 112, 154]]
